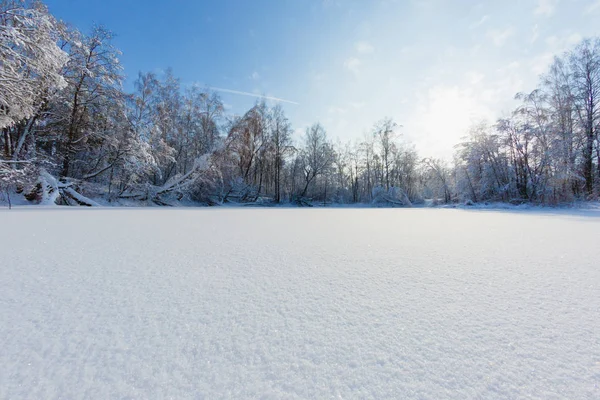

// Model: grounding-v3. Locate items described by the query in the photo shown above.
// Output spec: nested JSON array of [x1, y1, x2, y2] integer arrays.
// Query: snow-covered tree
[[298, 123, 333, 198], [0, 0, 67, 130]]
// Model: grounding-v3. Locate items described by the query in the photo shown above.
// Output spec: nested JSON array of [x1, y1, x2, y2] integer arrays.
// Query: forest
[[2, 0, 600, 207]]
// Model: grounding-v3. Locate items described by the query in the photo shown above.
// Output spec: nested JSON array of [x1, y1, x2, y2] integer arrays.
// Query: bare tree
[[373, 118, 398, 190], [299, 123, 333, 198], [269, 105, 293, 202], [569, 38, 600, 196]]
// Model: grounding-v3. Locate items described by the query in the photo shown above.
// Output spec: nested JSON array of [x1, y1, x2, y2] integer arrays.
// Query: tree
[[225, 101, 268, 201], [569, 38, 600, 196], [543, 56, 578, 201], [299, 123, 333, 198], [373, 118, 398, 190], [57, 25, 123, 178], [0, 0, 67, 131], [269, 105, 293, 202], [423, 158, 452, 203]]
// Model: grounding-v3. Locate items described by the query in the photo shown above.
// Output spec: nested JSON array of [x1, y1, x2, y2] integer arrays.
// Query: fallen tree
[[33, 169, 100, 206], [116, 155, 212, 206], [371, 186, 413, 207]]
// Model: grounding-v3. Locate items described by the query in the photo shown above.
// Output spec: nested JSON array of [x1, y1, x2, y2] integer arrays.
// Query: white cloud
[[344, 57, 362, 75], [311, 72, 325, 82], [545, 32, 582, 52], [251, 71, 260, 80], [486, 27, 516, 47], [293, 127, 307, 138], [209, 87, 299, 105], [585, 0, 600, 14], [528, 32, 582, 74], [328, 106, 348, 115], [349, 101, 366, 109], [466, 71, 485, 85], [534, 0, 558, 16], [355, 40, 375, 54], [469, 44, 482, 56], [410, 0, 435, 10], [531, 24, 539, 44], [530, 52, 554, 75], [469, 15, 489, 29]]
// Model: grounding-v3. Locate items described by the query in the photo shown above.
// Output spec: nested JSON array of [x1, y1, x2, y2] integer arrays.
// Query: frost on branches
[[0, 0, 67, 129]]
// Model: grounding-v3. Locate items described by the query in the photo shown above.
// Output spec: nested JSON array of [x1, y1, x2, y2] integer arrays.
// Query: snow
[[1, 208, 599, 399]]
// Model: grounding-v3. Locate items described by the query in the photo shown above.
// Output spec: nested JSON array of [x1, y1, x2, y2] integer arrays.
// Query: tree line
[[1, 0, 599, 206], [456, 39, 600, 204]]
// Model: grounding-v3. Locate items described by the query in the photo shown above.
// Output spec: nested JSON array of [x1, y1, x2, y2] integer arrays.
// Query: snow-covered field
[[1, 208, 599, 399]]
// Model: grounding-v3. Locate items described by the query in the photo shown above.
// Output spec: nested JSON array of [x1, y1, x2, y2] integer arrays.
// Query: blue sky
[[45, 0, 600, 158]]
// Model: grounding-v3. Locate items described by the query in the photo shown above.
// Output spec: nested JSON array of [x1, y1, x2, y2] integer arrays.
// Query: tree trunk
[[3, 128, 12, 158]]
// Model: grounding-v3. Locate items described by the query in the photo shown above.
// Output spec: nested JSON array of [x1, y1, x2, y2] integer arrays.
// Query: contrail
[[208, 86, 299, 105]]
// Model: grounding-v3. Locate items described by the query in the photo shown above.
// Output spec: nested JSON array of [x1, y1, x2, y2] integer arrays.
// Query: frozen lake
[[1, 208, 599, 399]]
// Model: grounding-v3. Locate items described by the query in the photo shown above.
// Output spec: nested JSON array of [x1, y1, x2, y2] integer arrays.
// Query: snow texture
[[1, 208, 599, 399]]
